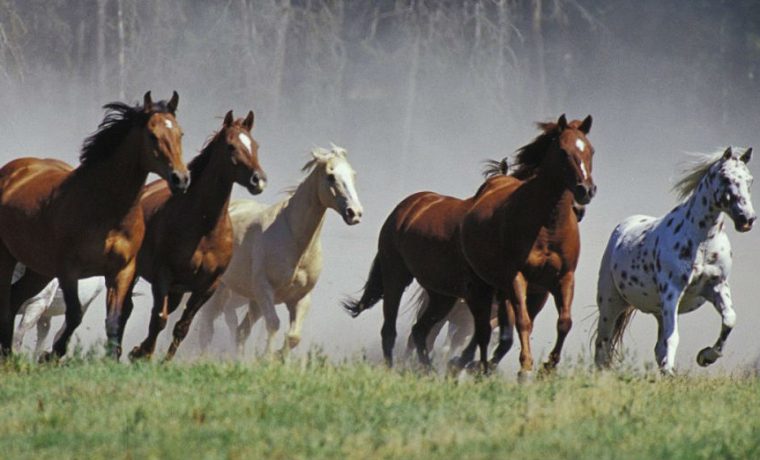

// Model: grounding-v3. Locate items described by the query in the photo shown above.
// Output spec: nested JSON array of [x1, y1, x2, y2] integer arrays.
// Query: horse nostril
[[346, 208, 356, 219], [749, 216, 757, 226]]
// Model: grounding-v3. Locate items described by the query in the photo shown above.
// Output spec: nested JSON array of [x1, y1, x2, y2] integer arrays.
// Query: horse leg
[[14, 298, 45, 352], [658, 288, 682, 375], [283, 293, 311, 354], [379, 260, 413, 368], [654, 314, 666, 365], [117, 279, 138, 346], [490, 294, 516, 366], [104, 261, 138, 359], [250, 289, 279, 357], [165, 290, 209, 361], [411, 291, 457, 368], [197, 285, 228, 352], [35, 315, 51, 355], [45, 277, 83, 360], [0, 244, 16, 356], [453, 282, 492, 372], [129, 280, 170, 361], [509, 273, 534, 380], [236, 301, 261, 356], [594, 248, 632, 369], [696, 281, 735, 367], [545, 272, 575, 371]]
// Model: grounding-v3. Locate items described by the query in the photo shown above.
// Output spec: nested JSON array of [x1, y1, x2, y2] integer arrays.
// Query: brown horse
[[345, 115, 594, 372], [412, 152, 591, 374], [452, 115, 595, 375], [125, 110, 266, 361], [0, 91, 188, 359]]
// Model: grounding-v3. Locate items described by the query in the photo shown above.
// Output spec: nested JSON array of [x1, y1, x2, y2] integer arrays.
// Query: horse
[[198, 145, 362, 355], [345, 115, 594, 372], [407, 156, 589, 372], [595, 146, 755, 374], [124, 110, 266, 361], [0, 91, 188, 359]]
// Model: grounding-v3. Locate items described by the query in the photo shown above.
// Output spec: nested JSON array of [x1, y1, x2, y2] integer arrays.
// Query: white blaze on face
[[238, 133, 252, 153], [332, 160, 361, 205], [164, 119, 173, 129], [575, 138, 586, 152]]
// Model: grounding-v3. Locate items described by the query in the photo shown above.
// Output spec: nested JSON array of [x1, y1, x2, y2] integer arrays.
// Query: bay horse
[[198, 146, 362, 355], [0, 91, 188, 359], [125, 110, 266, 361], [596, 147, 754, 374], [345, 115, 594, 372], [408, 157, 589, 373]]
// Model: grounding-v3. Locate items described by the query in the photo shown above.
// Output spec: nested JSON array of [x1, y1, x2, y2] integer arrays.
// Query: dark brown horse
[[0, 91, 188, 359], [125, 110, 266, 361], [345, 115, 594, 372]]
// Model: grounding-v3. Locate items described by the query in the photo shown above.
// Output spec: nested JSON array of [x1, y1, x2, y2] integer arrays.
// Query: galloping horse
[[596, 147, 754, 374], [126, 110, 266, 361], [345, 115, 594, 372], [0, 91, 188, 359], [199, 146, 362, 355], [408, 156, 590, 372]]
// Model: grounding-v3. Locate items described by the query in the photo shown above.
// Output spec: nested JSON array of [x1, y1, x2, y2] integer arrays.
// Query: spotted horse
[[595, 146, 755, 374]]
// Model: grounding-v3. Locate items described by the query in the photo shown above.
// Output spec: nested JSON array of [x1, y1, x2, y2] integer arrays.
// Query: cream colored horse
[[198, 146, 363, 354]]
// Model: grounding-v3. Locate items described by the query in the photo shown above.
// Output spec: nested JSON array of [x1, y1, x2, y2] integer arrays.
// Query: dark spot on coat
[[674, 221, 684, 233]]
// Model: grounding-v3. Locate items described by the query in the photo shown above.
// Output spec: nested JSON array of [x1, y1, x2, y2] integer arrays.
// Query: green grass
[[1, 353, 759, 459]]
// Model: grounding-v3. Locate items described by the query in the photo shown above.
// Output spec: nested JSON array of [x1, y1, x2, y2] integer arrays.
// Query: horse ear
[[243, 111, 255, 131], [723, 146, 733, 160], [579, 115, 592, 134], [741, 147, 753, 164], [223, 110, 234, 127], [167, 91, 179, 114], [143, 91, 153, 112], [557, 114, 568, 131]]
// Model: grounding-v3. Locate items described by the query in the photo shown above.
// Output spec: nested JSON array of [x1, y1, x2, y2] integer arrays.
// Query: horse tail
[[609, 305, 636, 358], [407, 286, 430, 319], [342, 254, 384, 317]]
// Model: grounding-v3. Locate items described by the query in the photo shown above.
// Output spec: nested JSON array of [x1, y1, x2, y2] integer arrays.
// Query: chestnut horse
[[345, 115, 594, 372], [412, 155, 591, 375], [0, 91, 188, 359], [125, 110, 266, 361]]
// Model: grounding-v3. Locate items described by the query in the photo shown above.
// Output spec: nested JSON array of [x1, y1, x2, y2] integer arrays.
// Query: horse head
[[220, 110, 267, 195], [140, 91, 189, 194], [555, 114, 596, 205], [714, 146, 755, 232], [311, 145, 363, 225]]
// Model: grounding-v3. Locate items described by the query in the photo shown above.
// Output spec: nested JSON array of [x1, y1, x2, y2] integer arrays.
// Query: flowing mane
[[481, 157, 509, 179], [80, 99, 173, 166], [510, 121, 560, 180], [283, 145, 347, 195], [671, 151, 723, 201]]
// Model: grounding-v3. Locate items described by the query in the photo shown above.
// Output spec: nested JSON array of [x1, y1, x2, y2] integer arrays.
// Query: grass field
[[1, 353, 759, 460]]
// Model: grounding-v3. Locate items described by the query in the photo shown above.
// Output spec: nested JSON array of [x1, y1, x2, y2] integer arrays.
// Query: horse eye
[[327, 173, 336, 183]]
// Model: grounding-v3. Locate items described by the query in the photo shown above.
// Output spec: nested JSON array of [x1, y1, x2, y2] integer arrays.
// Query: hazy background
[[2, 0, 760, 373]]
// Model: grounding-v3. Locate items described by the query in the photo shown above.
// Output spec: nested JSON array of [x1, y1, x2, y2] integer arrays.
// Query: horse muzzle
[[342, 205, 363, 225], [168, 170, 190, 194], [247, 171, 267, 195], [734, 214, 756, 232], [573, 182, 596, 205]]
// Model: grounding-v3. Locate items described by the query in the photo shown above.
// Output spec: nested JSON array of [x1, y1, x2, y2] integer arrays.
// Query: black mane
[[79, 99, 173, 166], [510, 121, 560, 180]]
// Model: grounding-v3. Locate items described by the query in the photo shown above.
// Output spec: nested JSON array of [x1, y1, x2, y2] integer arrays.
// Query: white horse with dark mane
[[595, 147, 755, 374], [198, 146, 363, 354]]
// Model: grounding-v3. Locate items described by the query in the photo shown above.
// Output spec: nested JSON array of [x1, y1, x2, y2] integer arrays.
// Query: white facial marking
[[580, 161, 588, 180], [164, 119, 173, 129], [238, 133, 252, 153], [332, 161, 360, 203], [576, 139, 586, 152]]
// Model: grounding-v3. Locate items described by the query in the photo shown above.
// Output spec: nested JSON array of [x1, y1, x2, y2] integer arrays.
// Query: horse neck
[[184, 153, 234, 229], [73, 130, 149, 216], [283, 170, 327, 255], [670, 178, 724, 241], [511, 169, 568, 229]]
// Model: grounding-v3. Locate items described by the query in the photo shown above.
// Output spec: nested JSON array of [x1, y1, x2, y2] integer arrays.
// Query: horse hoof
[[128, 347, 149, 362], [517, 370, 533, 384], [697, 347, 721, 367], [38, 351, 59, 364]]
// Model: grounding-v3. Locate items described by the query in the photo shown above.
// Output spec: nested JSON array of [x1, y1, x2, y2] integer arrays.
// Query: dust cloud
[[1, 1, 759, 373]]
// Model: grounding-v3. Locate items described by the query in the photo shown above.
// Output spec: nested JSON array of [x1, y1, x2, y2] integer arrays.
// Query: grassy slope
[[0, 356, 759, 460]]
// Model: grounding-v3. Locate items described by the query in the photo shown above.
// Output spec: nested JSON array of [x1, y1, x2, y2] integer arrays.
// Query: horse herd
[[1, 91, 755, 378]]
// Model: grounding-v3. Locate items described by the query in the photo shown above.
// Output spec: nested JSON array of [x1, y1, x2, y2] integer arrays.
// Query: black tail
[[342, 255, 384, 317]]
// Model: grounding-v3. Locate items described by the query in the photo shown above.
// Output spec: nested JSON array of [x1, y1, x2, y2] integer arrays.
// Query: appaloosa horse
[[126, 110, 266, 361], [0, 91, 188, 359], [596, 147, 754, 374]]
